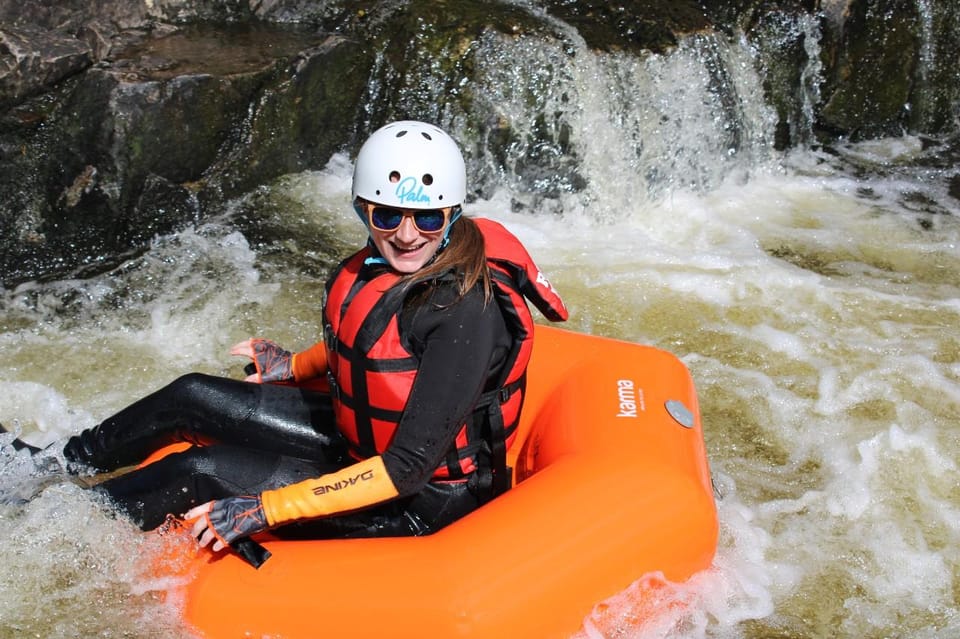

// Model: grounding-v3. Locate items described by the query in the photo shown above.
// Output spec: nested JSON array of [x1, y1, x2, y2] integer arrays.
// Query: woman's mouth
[[390, 241, 427, 254]]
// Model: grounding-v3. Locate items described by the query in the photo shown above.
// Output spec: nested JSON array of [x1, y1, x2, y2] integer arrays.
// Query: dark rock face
[[1, 0, 957, 287], [817, 0, 960, 138], [818, 0, 921, 138], [0, 25, 92, 109], [1, 19, 369, 285]]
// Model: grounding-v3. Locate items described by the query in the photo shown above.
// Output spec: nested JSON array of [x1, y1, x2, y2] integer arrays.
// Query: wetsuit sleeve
[[291, 341, 328, 381], [381, 285, 510, 497], [260, 456, 399, 526]]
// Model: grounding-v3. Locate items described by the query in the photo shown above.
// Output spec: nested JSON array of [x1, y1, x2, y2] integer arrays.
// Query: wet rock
[[739, 1, 820, 149], [0, 25, 92, 109], [542, 0, 711, 54], [817, 0, 921, 139], [949, 174, 960, 204], [815, 0, 960, 140], [0, 23, 370, 286]]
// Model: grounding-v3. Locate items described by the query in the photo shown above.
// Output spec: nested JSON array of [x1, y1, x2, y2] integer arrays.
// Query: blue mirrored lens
[[414, 211, 445, 232], [371, 207, 404, 230]]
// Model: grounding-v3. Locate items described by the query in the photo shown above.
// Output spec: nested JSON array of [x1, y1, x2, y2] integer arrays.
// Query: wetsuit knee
[[164, 373, 261, 425], [63, 374, 260, 471], [99, 445, 324, 531]]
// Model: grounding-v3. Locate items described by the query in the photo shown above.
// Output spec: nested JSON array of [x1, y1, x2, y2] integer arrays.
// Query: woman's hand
[[185, 502, 222, 550], [231, 338, 294, 383], [186, 496, 270, 552]]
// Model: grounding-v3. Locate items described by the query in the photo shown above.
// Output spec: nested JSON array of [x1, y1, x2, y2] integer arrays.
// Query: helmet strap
[[438, 206, 463, 252], [363, 238, 389, 266], [353, 198, 367, 224]]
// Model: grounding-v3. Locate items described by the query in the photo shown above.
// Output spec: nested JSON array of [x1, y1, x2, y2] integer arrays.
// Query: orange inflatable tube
[[156, 325, 718, 638]]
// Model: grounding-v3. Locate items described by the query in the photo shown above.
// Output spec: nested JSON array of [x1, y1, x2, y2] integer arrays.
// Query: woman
[[7, 121, 567, 557]]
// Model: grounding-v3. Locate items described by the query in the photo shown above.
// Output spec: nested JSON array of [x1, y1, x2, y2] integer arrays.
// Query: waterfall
[[911, 0, 960, 130], [797, 12, 824, 144], [462, 25, 780, 219]]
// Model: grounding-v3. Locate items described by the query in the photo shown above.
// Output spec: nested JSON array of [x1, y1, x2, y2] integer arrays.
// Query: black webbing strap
[[231, 538, 272, 569]]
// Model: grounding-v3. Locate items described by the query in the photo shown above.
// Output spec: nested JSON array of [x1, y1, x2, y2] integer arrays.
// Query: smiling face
[[360, 201, 450, 273]]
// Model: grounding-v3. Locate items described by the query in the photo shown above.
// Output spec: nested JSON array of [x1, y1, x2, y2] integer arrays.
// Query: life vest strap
[[452, 374, 525, 499]]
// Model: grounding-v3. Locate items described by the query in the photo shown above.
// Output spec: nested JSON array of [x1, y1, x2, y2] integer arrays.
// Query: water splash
[[0, 482, 193, 638]]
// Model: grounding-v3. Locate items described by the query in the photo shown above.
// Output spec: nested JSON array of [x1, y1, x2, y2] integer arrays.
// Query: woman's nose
[[394, 215, 420, 242]]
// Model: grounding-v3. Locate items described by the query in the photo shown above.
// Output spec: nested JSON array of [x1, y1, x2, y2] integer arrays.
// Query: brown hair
[[400, 214, 492, 304]]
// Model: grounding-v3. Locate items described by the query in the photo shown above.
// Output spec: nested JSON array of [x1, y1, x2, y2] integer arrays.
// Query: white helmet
[[352, 121, 466, 210]]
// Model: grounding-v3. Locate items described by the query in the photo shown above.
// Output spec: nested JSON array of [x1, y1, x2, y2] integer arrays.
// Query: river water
[[1, 18, 959, 639]]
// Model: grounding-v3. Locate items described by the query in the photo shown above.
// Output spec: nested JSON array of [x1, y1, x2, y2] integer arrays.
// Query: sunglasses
[[366, 205, 449, 233]]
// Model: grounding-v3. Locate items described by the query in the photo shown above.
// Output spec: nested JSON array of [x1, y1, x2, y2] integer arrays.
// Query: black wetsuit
[[77, 274, 512, 538]]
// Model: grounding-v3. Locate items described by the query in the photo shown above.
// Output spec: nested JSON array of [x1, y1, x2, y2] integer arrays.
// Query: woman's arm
[[189, 285, 509, 549], [382, 286, 509, 496]]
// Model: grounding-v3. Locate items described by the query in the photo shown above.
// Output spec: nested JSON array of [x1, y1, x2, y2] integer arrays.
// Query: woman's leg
[[102, 448, 482, 538], [98, 444, 334, 531], [64, 373, 342, 472]]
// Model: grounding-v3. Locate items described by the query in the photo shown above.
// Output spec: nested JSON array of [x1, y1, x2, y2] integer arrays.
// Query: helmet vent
[[421, 132, 432, 140], [389, 171, 401, 183], [395, 130, 407, 138], [422, 174, 433, 185]]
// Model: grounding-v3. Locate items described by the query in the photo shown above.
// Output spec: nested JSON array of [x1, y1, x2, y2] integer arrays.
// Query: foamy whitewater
[[2, 19, 959, 639]]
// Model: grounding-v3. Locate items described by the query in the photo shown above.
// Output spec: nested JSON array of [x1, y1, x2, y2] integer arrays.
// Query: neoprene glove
[[203, 495, 270, 547], [248, 338, 294, 382]]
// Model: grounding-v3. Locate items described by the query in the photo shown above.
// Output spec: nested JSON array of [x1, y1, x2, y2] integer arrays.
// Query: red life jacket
[[323, 217, 567, 495]]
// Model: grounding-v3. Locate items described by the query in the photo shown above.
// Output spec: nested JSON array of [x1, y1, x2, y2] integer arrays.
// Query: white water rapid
[[2, 15, 959, 639]]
